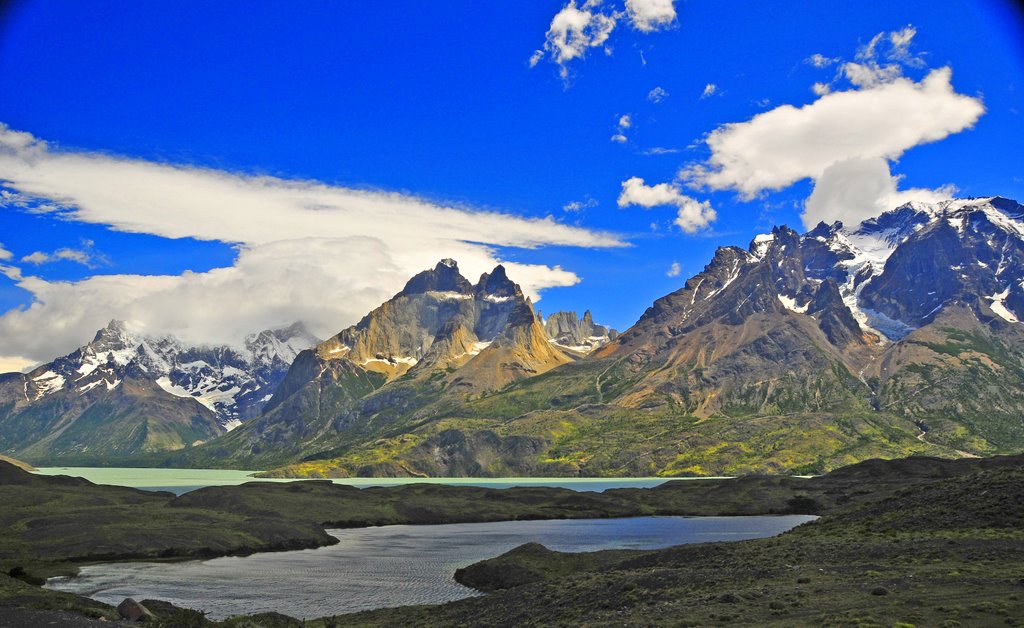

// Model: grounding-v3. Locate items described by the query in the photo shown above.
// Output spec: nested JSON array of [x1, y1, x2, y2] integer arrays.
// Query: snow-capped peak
[[24, 320, 318, 429]]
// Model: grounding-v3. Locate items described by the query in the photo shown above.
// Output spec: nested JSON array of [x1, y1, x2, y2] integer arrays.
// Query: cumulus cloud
[[680, 26, 983, 230], [804, 157, 957, 227], [625, 0, 676, 32], [647, 86, 669, 103], [666, 261, 681, 277], [811, 82, 831, 96], [617, 176, 716, 233], [531, 1, 618, 79], [700, 83, 718, 99], [611, 114, 632, 143], [0, 243, 19, 285], [682, 67, 984, 198], [0, 125, 625, 364], [532, 1, 677, 79]]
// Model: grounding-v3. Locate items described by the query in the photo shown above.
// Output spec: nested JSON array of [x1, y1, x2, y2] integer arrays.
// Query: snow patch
[[483, 295, 514, 303], [32, 370, 66, 398], [751, 233, 775, 261], [427, 291, 472, 301], [777, 294, 809, 314], [988, 288, 1019, 323]]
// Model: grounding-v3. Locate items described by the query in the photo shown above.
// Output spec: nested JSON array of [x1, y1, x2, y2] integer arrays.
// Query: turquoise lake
[[34, 467, 727, 494]]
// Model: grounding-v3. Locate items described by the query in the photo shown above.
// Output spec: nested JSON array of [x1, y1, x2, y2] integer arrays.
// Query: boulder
[[117, 598, 155, 622]]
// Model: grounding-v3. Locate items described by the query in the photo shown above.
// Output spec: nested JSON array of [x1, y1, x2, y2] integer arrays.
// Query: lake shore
[[2, 454, 1022, 626]]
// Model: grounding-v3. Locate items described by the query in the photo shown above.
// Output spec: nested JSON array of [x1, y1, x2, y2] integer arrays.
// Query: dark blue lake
[[46, 515, 815, 619]]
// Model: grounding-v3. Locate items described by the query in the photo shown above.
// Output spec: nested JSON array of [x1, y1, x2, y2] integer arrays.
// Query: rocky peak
[[245, 321, 319, 366], [90, 319, 137, 352], [398, 259, 474, 297], [476, 264, 520, 299], [543, 310, 616, 354]]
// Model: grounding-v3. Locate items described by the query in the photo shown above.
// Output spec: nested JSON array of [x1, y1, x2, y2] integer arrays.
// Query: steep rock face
[[258, 197, 1024, 478], [0, 321, 317, 463], [192, 261, 574, 466], [543, 310, 617, 354], [302, 260, 567, 389], [314, 260, 535, 380]]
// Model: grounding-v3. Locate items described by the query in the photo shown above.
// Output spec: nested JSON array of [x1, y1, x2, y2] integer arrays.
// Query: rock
[[870, 586, 889, 596], [117, 598, 155, 622]]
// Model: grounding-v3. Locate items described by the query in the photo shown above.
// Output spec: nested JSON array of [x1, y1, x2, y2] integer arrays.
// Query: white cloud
[[700, 83, 718, 99], [647, 86, 669, 103], [563, 197, 598, 212], [842, 60, 903, 88], [641, 146, 680, 155], [617, 176, 716, 233], [0, 125, 626, 363], [532, 1, 618, 79], [804, 156, 956, 228], [811, 82, 831, 96], [625, 0, 676, 32], [682, 67, 984, 198], [806, 53, 840, 68], [531, 0, 677, 77], [20, 239, 108, 268], [666, 261, 681, 277], [0, 243, 19, 284], [888, 26, 922, 65], [840, 25, 924, 89], [612, 114, 631, 143]]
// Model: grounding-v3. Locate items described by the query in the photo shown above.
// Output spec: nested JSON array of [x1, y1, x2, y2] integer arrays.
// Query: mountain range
[[3, 196, 1023, 475], [0, 321, 318, 462]]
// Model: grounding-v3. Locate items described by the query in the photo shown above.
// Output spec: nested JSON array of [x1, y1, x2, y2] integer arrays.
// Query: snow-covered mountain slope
[[23, 320, 318, 429], [805, 196, 1024, 340]]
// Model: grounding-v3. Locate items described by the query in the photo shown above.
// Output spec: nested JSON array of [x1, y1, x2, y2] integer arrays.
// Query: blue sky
[[0, 0, 1022, 368]]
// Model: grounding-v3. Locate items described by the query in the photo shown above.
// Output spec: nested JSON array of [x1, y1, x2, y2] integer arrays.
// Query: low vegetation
[[1, 454, 1022, 625]]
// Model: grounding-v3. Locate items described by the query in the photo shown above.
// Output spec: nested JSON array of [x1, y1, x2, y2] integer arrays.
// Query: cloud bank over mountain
[[0, 125, 624, 369]]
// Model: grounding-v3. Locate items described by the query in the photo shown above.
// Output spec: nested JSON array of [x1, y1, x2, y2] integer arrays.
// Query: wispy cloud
[[805, 53, 840, 68], [563, 197, 599, 212], [700, 83, 718, 99], [640, 147, 680, 155], [666, 261, 681, 277], [0, 124, 626, 364], [21, 239, 109, 269]]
